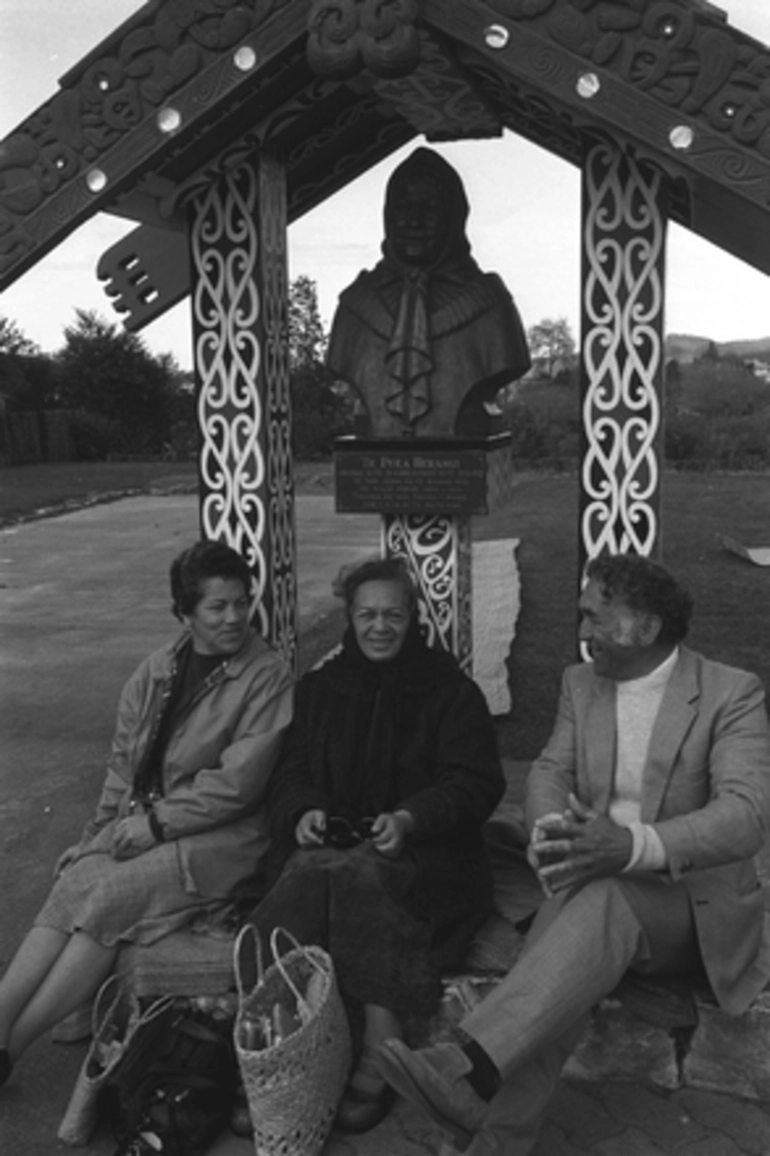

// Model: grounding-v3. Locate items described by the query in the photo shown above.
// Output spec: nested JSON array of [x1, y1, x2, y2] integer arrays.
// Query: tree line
[[2, 298, 768, 470], [0, 276, 352, 466], [0, 311, 196, 464], [501, 318, 770, 472]]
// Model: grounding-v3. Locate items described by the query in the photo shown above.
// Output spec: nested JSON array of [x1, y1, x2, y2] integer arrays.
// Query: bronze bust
[[327, 148, 531, 438]]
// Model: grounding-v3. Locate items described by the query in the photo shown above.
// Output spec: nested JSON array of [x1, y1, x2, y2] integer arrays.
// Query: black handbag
[[103, 999, 237, 1156]]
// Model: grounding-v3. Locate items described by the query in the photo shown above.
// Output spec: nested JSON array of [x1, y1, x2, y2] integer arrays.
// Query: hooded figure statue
[[327, 148, 531, 438]]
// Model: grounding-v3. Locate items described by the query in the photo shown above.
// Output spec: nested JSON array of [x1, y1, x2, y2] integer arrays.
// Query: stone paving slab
[[207, 1079, 770, 1156], [564, 987, 770, 1104]]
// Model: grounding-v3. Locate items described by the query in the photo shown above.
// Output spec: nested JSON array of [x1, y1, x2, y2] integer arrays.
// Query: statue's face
[[388, 173, 448, 266]]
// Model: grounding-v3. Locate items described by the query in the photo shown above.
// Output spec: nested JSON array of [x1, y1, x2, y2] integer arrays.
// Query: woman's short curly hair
[[170, 540, 252, 620], [339, 556, 418, 615], [585, 553, 693, 645]]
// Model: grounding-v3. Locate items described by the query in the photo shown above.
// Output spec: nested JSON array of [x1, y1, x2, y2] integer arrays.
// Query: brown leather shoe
[[335, 1045, 396, 1133], [229, 1085, 253, 1137], [335, 1081, 395, 1132], [375, 1039, 487, 1151]]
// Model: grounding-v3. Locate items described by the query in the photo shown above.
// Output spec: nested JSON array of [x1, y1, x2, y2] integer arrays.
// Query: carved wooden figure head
[[382, 148, 472, 271], [328, 148, 531, 438]]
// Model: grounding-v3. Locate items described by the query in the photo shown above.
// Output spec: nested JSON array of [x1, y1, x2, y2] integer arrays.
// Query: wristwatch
[[147, 808, 166, 843]]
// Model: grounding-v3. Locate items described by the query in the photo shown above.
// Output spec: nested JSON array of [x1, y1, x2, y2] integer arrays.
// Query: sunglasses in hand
[[324, 815, 376, 849]]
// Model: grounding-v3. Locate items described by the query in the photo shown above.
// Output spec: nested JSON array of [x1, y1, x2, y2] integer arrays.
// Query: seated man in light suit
[[376, 552, 770, 1155]]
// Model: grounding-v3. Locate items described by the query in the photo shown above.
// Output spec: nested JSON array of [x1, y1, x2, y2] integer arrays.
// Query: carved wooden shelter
[[1, 0, 768, 663]]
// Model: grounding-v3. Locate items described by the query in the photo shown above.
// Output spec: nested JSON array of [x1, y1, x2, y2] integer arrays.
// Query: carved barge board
[[422, 0, 770, 274], [0, 3, 308, 289], [1, 0, 769, 310]]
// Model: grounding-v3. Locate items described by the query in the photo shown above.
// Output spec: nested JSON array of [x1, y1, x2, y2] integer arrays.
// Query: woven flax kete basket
[[234, 925, 352, 1156]]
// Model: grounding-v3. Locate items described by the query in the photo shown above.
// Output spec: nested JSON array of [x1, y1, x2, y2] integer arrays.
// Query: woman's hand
[[371, 809, 414, 858], [54, 844, 82, 878], [111, 815, 157, 860], [295, 809, 327, 848]]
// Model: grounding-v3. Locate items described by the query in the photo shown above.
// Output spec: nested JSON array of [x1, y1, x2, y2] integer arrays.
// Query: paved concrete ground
[[2, 490, 770, 1154]]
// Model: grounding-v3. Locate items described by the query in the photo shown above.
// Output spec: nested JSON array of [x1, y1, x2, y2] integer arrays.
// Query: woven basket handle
[[234, 922, 265, 1001], [270, 926, 328, 1015], [134, 992, 176, 1029], [91, 973, 123, 1038]]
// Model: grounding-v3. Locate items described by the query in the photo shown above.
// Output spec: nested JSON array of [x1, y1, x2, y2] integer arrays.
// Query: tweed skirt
[[34, 827, 219, 948]]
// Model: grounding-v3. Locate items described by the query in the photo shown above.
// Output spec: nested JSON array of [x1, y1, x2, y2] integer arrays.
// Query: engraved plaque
[[334, 436, 510, 515]]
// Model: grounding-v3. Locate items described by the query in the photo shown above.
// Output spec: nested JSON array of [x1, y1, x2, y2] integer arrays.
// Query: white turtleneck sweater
[[611, 646, 679, 872]]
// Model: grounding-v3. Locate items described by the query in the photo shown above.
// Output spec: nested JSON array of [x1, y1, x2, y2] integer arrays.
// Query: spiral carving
[[581, 139, 664, 566], [191, 161, 270, 636], [372, 27, 500, 138], [0, 1, 296, 273], [384, 513, 472, 669], [260, 157, 297, 666], [307, 0, 421, 79]]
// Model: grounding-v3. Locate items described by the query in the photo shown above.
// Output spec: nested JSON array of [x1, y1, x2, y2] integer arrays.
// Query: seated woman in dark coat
[[251, 557, 504, 1133]]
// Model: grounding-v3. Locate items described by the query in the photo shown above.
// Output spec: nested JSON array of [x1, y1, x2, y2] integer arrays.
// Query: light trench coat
[[78, 630, 293, 899]]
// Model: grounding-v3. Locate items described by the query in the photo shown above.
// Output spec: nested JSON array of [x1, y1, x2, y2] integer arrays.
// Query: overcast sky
[[1, 0, 768, 368]]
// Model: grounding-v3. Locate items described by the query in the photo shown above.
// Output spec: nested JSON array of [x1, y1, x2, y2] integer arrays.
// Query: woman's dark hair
[[340, 556, 418, 616], [170, 540, 252, 620], [585, 553, 693, 645]]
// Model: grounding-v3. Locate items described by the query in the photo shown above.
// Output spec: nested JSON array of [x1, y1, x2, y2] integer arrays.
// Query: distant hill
[[666, 334, 770, 363]]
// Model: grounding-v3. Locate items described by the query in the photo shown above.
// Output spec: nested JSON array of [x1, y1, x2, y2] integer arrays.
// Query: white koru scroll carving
[[580, 137, 665, 572], [190, 156, 296, 664], [383, 513, 472, 672]]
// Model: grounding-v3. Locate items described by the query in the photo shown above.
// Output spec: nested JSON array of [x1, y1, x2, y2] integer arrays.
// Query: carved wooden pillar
[[383, 513, 472, 672], [579, 137, 668, 576], [188, 154, 297, 667]]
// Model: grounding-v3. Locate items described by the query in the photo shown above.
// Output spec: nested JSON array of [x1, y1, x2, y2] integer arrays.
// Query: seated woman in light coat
[[0, 540, 293, 1088]]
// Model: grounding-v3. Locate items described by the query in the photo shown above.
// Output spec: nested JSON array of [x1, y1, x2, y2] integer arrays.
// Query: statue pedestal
[[333, 434, 512, 671]]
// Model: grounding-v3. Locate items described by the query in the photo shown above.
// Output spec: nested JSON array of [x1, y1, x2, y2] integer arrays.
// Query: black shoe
[[335, 1081, 395, 1133], [0, 1049, 13, 1088], [230, 1087, 253, 1137]]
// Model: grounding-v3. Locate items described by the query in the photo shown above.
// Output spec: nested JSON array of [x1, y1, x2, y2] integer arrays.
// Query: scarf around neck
[[319, 620, 461, 819]]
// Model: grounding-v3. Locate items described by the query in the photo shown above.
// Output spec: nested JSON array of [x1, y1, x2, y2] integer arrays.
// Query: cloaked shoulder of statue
[[327, 147, 531, 439]]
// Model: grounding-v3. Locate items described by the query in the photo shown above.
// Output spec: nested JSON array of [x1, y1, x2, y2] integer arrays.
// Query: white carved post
[[580, 136, 667, 576], [383, 513, 472, 672], [188, 154, 297, 667]]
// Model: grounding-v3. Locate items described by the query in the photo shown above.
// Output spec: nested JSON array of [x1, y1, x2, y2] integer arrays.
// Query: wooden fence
[[0, 409, 73, 465]]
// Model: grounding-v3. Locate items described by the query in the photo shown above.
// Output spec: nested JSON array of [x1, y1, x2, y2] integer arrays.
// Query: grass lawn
[[0, 460, 199, 525], [0, 459, 335, 526], [2, 460, 769, 759]]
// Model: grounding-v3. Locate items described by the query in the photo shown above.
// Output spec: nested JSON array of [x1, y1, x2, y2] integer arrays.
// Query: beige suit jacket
[[526, 646, 770, 1014]]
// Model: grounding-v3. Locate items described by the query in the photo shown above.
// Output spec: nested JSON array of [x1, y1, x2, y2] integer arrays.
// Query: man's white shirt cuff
[[624, 821, 667, 872]]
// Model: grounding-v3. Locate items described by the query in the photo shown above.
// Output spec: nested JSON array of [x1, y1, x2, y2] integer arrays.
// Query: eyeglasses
[[324, 815, 375, 849]]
